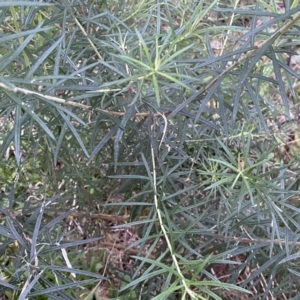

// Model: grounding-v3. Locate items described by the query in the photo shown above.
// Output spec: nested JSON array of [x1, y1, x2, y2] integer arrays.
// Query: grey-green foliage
[[1, 0, 300, 299]]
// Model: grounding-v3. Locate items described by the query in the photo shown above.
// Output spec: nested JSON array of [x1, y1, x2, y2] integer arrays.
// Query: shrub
[[1, 0, 300, 299]]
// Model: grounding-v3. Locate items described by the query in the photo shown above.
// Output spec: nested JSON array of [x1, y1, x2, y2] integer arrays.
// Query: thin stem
[[150, 130, 198, 299]]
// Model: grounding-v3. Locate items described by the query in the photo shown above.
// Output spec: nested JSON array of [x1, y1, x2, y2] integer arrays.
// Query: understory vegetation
[[1, 0, 300, 299]]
